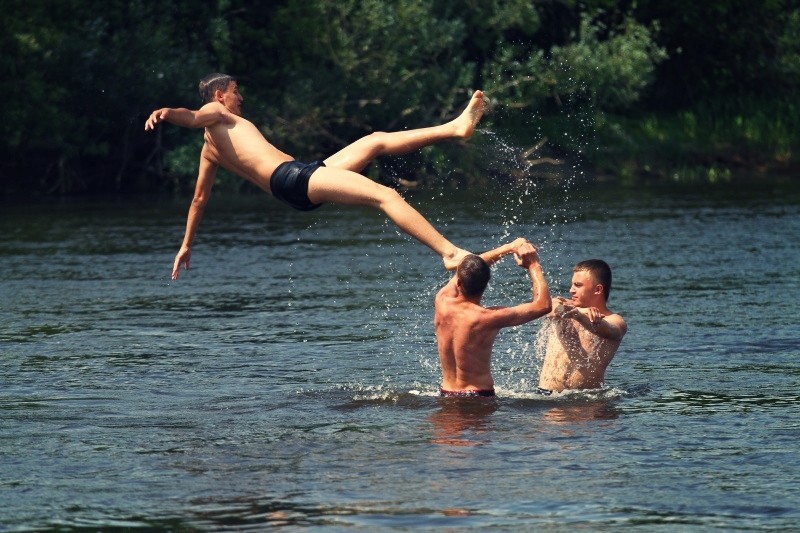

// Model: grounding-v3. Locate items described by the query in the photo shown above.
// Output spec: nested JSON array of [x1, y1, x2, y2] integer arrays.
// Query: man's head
[[571, 259, 612, 303], [199, 73, 236, 103], [457, 254, 491, 297], [199, 73, 243, 116]]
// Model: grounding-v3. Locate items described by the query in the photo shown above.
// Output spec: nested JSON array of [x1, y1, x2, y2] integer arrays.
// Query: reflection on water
[[429, 397, 500, 446], [2, 184, 800, 530], [542, 400, 619, 424]]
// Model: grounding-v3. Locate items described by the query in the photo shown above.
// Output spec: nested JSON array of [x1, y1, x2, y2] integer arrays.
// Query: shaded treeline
[[2, 0, 798, 195]]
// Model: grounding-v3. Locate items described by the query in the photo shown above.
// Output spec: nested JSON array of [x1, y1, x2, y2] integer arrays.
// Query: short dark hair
[[199, 73, 236, 104], [574, 259, 612, 301], [457, 254, 491, 297]]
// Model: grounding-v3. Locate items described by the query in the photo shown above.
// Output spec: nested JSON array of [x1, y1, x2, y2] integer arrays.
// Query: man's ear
[[454, 277, 463, 294], [594, 283, 604, 297], [213, 88, 225, 103]]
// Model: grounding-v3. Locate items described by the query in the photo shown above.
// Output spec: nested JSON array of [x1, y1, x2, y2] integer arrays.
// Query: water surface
[[1, 181, 799, 530]]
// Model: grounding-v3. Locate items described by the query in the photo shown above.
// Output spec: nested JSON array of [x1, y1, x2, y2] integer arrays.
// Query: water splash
[[371, 90, 597, 396]]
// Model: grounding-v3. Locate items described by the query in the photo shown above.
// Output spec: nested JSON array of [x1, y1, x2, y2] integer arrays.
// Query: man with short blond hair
[[538, 259, 627, 393]]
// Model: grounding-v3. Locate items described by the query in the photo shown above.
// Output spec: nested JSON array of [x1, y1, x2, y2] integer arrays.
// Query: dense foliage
[[2, 0, 798, 195]]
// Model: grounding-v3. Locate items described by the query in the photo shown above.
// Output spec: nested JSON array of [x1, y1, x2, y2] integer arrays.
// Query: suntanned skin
[[435, 239, 552, 393], [538, 269, 627, 392], [144, 81, 487, 279]]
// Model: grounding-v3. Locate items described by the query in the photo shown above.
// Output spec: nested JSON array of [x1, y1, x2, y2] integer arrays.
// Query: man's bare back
[[435, 287, 503, 392], [435, 241, 551, 395]]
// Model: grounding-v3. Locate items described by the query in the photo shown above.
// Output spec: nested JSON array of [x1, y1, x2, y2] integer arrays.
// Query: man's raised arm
[[516, 244, 552, 319], [144, 103, 231, 131], [483, 242, 552, 328]]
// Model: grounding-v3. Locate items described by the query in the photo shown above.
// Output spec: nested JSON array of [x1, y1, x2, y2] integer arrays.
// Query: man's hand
[[172, 245, 191, 280], [509, 237, 529, 250], [582, 306, 606, 325], [557, 301, 605, 326], [513, 242, 539, 268], [145, 108, 170, 131]]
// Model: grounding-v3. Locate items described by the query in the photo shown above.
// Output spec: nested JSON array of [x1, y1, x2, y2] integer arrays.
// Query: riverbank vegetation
[[595, 97, 800, 185], [2, 0, 798, 195]]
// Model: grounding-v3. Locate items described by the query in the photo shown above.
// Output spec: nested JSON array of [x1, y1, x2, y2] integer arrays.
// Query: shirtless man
[[538, 259, 627, 393], [144, 73, 487, 280], [434, 239, 551, 397]]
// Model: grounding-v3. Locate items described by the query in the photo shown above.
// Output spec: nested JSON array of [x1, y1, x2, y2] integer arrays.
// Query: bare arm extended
[[143, 102, 230, 280], [171, 147, 219, 280], [144, 102, 232, 131], [559, 305, 627, 341], [484, 243, 552, 328]]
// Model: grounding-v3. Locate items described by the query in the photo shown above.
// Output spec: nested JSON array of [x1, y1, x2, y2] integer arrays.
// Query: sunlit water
[[1, 178, 799, 530]]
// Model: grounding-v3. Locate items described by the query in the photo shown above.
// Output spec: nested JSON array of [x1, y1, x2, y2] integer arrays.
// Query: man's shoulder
[[200, 101, 226, 111], [608, 313, 627, 336], [436, 297, 486, 318], [468, 303, 509, 327]]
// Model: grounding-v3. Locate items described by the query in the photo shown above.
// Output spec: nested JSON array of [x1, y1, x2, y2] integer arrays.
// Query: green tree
[[483, 11, 666, 113], [635, 0, 800, 107], [10, 0, 794, 194], [1, 0, 216, 194]]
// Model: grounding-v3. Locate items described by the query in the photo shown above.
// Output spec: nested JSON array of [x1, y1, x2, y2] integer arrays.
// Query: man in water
[[538, 259, 627, 393], [145, 73, 486, 280], [435, 239, 551, 397]]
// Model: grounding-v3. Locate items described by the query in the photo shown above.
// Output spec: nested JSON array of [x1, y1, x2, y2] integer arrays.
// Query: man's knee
[[375, 183, 403, 205], [363, 131, 388, 151]]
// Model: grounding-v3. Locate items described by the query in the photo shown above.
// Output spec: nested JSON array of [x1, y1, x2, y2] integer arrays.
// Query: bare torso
[[202, 115, 293, 192], [434, 286, 500, 391], [538, 316, 622, 391]]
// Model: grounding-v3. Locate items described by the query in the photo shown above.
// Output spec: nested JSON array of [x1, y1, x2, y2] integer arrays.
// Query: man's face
[[569, 269, 600, 307], [221, 81, 243, 115]]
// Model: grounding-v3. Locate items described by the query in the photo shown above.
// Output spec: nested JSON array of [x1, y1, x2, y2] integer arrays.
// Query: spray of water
[[469, 116, 592, 394], [359, 80, 598, 398]]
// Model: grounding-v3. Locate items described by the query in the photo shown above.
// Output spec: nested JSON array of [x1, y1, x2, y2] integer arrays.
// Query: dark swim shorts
[[270, 160, 325, 211], [439, 388, 496, 398]]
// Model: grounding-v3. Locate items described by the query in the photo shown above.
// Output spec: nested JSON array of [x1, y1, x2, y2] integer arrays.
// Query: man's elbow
[[535, 295, 552, 316], [519, 301, 552, 325], [532, 302, 552, 319]]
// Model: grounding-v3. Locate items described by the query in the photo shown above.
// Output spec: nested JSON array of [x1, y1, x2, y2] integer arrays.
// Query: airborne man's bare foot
[[452, 90, 487, 139]]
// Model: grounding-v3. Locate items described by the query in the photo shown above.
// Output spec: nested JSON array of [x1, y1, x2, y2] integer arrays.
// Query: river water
[[1, 178, 799, 530]]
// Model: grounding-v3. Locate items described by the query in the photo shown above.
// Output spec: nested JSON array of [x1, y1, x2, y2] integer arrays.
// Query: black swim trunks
[[270, 160, 325, 211], [439, 388, 496, 398]]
